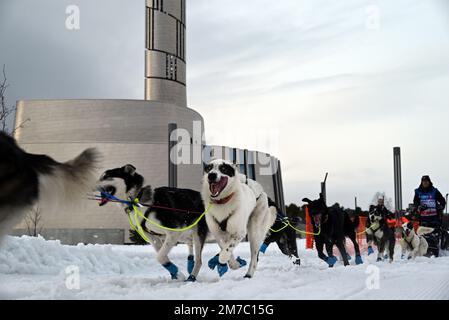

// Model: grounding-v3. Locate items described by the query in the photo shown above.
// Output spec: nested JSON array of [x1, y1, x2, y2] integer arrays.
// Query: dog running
[[400, 222, 434, 259], [0, 131, 100, 244], [97, 164, 208, 281], [202, 159, 276, 278], [365, 204, 396, 262], [303, 195, 362, 267]]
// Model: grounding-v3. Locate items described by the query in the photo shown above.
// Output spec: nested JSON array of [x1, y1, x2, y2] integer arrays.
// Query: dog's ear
[[138, 186, 153, 204], [302, 198, 312, 203], [123, 164, 136, 176]]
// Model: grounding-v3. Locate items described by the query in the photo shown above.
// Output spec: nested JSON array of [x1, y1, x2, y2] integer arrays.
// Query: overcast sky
[[1, 0, 449, 209]]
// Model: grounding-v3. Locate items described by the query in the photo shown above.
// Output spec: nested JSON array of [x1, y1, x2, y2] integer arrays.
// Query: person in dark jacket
[[413, 175, 446, 257], [374, 198, 395, 220]]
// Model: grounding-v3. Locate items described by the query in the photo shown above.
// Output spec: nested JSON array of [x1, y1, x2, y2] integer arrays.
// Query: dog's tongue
[[210, 183, 220, 196], [210, 176, 228, 197]]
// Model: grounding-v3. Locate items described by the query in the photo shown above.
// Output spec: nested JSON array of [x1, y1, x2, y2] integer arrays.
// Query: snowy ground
[[1, 236, 449, 300]]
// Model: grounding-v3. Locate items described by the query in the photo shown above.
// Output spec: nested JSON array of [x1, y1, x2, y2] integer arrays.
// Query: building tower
[[145, 0, 186, 107]]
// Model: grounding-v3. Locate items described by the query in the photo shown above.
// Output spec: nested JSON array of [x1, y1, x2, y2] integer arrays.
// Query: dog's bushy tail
[[417, 226, 434, 236], [37, 148, 102, 213]]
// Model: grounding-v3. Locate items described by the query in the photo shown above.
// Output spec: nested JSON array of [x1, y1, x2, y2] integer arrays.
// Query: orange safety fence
[[305, 206, 314, 249]]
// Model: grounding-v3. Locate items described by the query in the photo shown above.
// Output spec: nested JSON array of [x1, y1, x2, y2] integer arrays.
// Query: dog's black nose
[[208, 172, 217, 182]]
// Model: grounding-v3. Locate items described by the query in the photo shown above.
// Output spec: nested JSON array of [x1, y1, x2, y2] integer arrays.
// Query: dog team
[[0, 132, 446, 282]]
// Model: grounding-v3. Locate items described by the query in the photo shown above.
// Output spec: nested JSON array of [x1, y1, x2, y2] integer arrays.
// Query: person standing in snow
[[374, 198, 394, 220], [413, 175, 446, 257]]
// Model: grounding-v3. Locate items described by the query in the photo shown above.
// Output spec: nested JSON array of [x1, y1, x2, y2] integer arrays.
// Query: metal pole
[[355, 196, 358, 211], [446, 193, 448, 215], [393, 147, 403, 212], [168, 123, 178, 188]]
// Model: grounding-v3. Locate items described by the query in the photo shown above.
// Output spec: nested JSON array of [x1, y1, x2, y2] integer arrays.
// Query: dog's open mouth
[[209, 176, 228, 198], [98, 185, 116, 206]]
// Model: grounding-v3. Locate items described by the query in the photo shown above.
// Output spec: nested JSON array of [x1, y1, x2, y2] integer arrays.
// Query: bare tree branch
[[1, 64, 29, 135], [25, 207, 44, 237]]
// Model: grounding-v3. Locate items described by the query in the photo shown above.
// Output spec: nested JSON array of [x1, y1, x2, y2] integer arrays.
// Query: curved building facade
[[14, 99, 204, 244]]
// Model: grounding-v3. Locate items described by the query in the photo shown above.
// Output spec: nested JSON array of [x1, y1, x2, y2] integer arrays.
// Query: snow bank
[[1, 236, 449, 300], [0, 235, 154, 275]]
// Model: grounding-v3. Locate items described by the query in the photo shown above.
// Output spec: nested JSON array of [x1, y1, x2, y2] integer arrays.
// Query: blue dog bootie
[[326, 256, 338, 267], [162, 262, 179, 280], [367, 246, 374, 256], [259, 243, 269, 254], [217, 263, 229, 277], [346, 254, 352, 261], [355, 255, 363, 265], [236, 256, 247, 268], [187, 255, 195, 274], [208, 254, 219, 270]]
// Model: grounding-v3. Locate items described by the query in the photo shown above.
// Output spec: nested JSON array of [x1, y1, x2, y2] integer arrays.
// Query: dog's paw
[[376, 257, 382, 262], [187, 255, 195, 274], [355, 255, 363, 265], [326, 256, 337, 267], [185, 275, 196, 282], [217, 263, 229, 277], [244, 274, 252, 279], [346, 254, 352, 261], [208, 254, 219, 270], [367, 246, 374, 256], [259, 243, 269, 254], [293, 258, 301, 266]]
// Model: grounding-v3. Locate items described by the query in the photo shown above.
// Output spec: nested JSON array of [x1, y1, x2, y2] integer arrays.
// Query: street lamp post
[[446, 193, 449, 215]]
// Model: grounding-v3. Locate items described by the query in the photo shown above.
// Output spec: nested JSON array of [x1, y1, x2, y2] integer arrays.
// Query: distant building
[[13, 0, 285, 244]]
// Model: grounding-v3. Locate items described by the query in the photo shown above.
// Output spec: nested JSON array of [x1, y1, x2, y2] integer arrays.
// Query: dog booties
[[187, 255, 195, 274], [208, 254, 220, 270], [217, 263, 229, 277], [163, 262, 179, 280]]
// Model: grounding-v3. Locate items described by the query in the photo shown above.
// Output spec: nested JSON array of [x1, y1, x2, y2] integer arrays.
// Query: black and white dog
[[97, 165, 208, 281], [0, 131, 100, 244], [303, 195, 363, 267], [365, 206, 396, 262], [202, 159, 276, 278]]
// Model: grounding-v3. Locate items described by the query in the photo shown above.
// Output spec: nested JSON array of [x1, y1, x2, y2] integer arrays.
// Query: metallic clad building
[[13, 0, 286, 244], [145, 0, 187, 107]]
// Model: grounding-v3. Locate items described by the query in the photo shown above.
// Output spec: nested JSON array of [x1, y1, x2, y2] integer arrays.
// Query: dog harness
[[210, 193, 235, 205], [213, 210, 236, 232], [403, 235, 414, 250]]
